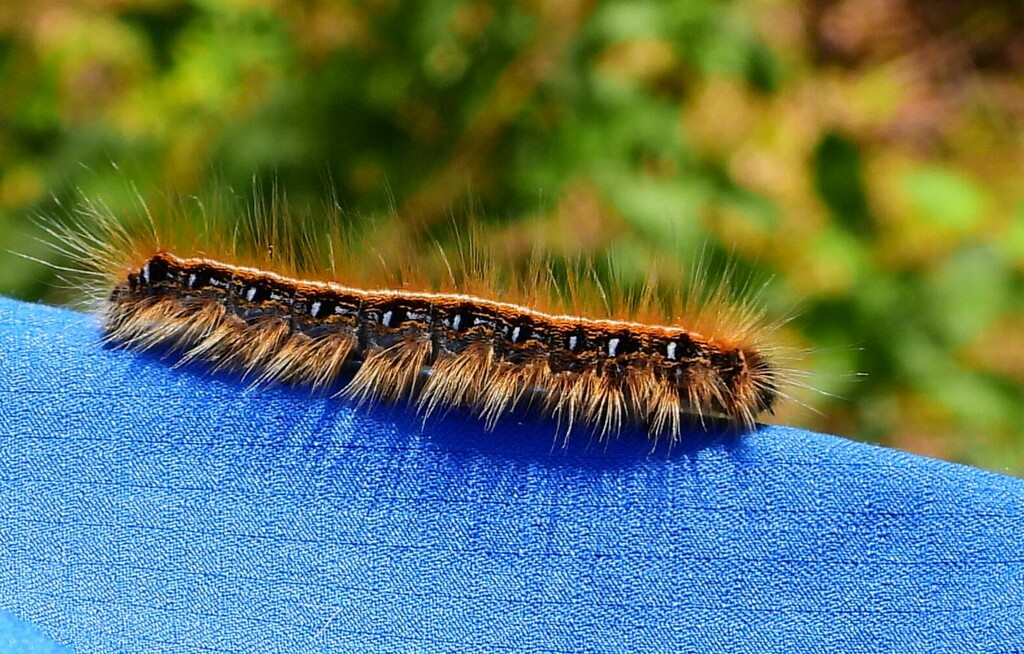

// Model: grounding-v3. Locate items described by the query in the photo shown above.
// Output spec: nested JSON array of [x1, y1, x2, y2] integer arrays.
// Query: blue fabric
[[1, 295, 1022, 653], [0, 610, 72, 654]]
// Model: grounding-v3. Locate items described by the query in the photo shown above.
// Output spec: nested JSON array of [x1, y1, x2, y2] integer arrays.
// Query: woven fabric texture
[[1, 296, 1022, 653]]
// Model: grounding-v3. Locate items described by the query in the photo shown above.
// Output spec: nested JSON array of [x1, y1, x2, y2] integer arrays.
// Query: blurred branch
[[398, 0, 595, 233]]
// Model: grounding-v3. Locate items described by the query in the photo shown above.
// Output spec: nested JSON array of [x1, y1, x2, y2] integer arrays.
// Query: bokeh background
[[1, 1, 1022, 474]]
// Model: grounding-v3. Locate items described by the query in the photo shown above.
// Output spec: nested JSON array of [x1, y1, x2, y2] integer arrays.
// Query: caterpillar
[[37, 189, 795, 442]]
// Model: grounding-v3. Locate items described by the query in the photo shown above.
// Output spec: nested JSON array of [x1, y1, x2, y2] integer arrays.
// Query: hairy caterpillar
[[36, 189, 798, 442]]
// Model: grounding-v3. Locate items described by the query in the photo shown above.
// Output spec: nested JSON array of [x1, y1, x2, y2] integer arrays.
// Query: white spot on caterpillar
[[608, 338, 620, 357], [452, 314, 462, 331], [187, 273, 197, 288], [310, 301, 322, 318], [666, 341, 677, 360], [245, 287, 257, 302], [142, 263, 150, 284], [569, 335, 578, 351], [382, 310, 393, 327], [511, 325, 521, 342]]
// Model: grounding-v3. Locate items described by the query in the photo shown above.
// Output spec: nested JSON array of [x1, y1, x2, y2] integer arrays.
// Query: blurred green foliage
[[1, 0, 1022, 473]]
